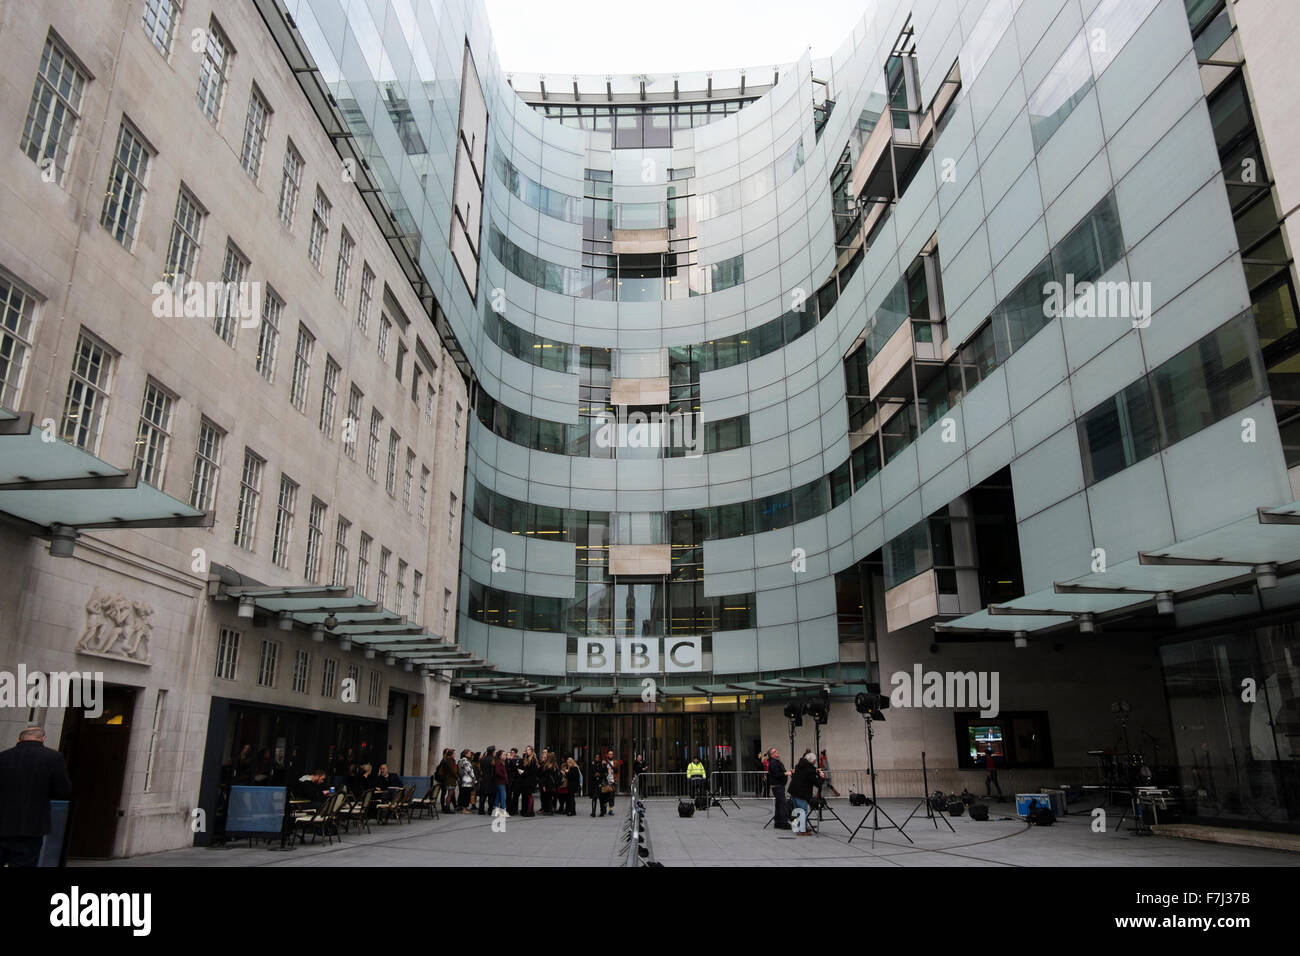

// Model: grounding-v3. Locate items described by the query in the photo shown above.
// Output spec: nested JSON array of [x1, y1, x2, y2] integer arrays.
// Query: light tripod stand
[[806, 712, 851, 836], [900, 751, 954, 834], [847, 703, 912, 846]]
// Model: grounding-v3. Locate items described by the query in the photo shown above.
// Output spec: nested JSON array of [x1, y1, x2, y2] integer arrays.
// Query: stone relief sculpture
[[76, 587, 153, 664]]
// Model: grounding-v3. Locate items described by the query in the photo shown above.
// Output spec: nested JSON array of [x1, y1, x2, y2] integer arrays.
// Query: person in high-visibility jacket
[[686, 757, 707, 800]]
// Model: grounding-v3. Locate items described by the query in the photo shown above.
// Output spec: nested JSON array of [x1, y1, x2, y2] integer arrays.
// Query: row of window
[[472, 388, 748, 459], [464, 579, 755, 636], [487, 224, 744, 300], [215, 627, 382, 704], [493, 133, 804, 228], [20, 18, 441, 410]]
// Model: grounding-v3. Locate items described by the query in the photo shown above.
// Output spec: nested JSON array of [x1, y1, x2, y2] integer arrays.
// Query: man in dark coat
[[0, 726, 73, 866], [766, 747, 791, 831]]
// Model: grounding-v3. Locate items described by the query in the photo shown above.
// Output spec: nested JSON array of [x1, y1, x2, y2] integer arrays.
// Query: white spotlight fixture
[[403, 660, 414, 672], [364, 647, 376, 659], [1254, 563, 1278, 590], [48, 524, 78, 558], [338, 636, 352, 651], [1155, 591, 1175, 615], [237, 596, 256, 619], [1013, 630, 1028, 649], [310, 623, 325, 643], [277, 611, 294, 631], [384, 654, 396, 666], [1077, 613, 1095, 634]]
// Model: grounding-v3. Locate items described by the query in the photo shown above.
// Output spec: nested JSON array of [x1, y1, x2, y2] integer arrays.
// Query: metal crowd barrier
[[621, 773, 656, 867]]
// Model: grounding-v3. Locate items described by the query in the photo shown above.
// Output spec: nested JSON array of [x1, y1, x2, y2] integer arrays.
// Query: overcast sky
[[483, 0, 873, 74]]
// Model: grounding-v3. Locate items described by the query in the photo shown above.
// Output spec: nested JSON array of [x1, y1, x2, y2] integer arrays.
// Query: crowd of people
[[424, 746, 625, 818]]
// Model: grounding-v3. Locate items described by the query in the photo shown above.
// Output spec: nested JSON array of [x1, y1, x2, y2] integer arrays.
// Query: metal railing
[[621, 773, 656, 867]]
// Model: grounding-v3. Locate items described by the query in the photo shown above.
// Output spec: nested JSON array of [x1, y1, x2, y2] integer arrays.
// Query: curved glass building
[[277, 0, 1299, 815]]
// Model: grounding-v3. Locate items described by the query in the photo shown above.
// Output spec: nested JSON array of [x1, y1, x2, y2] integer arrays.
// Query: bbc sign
[[576, 637, 702, 673]]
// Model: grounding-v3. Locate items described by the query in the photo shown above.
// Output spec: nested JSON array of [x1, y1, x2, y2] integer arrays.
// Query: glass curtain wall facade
[[286, 0, 1300, 814]]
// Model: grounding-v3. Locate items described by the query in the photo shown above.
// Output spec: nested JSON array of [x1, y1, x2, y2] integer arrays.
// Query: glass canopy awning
[[936, 500, 1300, 638], [216, 581, 492, 672], [458, 674, 847, 701], [0, 411, 209, 543]]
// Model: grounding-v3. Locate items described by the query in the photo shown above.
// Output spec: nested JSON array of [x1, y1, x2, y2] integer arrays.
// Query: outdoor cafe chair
[[339, 788, 376, 835], [294, 791, 345, 846]]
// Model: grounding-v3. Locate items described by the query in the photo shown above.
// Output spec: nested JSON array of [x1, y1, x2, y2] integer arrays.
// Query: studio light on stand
[[847, 686, 912, 847]]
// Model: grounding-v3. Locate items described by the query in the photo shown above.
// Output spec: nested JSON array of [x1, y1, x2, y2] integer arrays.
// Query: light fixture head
[[403, 660, 414, 672], [237, 596, 256, 619], [384, 654, 396, 666], [1013, 631, 1029, 649], [1077, 613, 1095, 634], [364, 647, 376, 660], [338, 636, 352, 652], [48, 524, 78, 558], [277, 610, 294, 631], [310, 624, 325, 643], [1155, 591, 1175, 615], [1254, 563, 1278, 590], [323, 612, 338, 628]]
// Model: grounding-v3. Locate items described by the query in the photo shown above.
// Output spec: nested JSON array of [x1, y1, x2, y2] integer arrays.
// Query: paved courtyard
[[74, 798, 1300, 867]]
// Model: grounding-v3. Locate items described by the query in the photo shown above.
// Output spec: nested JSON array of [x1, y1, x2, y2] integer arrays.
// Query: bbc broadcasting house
[[0, 0, 1298, 858]]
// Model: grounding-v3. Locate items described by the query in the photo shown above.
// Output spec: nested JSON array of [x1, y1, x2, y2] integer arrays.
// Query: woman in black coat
[[478, 747, 496, 815], [787, 751, 823, 835], [564, 758, 581, 816], [519, 750, 540, 816]]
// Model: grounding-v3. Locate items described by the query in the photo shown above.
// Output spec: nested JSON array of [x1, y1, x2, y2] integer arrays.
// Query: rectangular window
[[163, 186, 204, 291], [304, 497, 326, 582], [357, 264, 374, 332], [332, 514, 351, 587], [378, 314, 391, 360], [124, 382, 172, 489], [356, 532, 371, 598], [240, 85, 271, 180], [347, 663, 360, 693], [334, 228, 353, 301], [196, 18, 232, 124], [448, 492, 458, 543], [367, 671, 381, 707], [0, 273, 38, 408], [141, 0, 181, 57], [234, 449, 264, 550], [320, 657, 337, 698], [366, 409, 382, 478], [442, 589, 452, 635], [319, 356, 339, 438], [418, 465, 430, 524], [424, 382, 436, 424], [344, 384, 362, 460], [290, 323, 314, 412], [271, 474, 297, 568], [402, 450, 415, 511], [1028, 34, 1094, 152], [377, 547, 391, 609], [411, 365, 422, 405], [277, 140, 303, 229], [1078, 376, 1161, 484], [255, 287, 282, 381], [395, 342, 407, 384], [215, 627, 239, 680], [20, 32, 88, 186], [1153, 314, 1263, 445], [307, 187, 330, 270], [100, 119, 151, 250], [411, 570, 423, 625], [189, 417, 223, 510], [213, 240, 248, 346], [385, 429, 400, 496], [60, 330, 115, 452], [291, 649, 310, 694], [256, 639, 279, 688], [395, 559, 407, 617]]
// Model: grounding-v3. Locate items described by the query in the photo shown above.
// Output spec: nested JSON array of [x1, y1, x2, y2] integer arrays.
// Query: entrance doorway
[[59, 685, 136, 858], [541, 711, 737, 790]]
